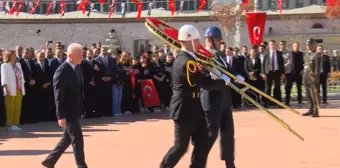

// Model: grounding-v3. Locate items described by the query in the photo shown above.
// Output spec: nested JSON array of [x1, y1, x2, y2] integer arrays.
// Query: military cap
[[306, 38, 316, 45]]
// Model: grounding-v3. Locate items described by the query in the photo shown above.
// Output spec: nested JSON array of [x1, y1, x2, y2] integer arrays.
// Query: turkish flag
[[140, 79, 161, 107], [246, 12, 266, 45]]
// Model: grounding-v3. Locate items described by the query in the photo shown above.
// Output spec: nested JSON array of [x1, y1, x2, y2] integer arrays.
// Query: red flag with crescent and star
[[140, 79, 161, 107], [246, 12, 266, 45]]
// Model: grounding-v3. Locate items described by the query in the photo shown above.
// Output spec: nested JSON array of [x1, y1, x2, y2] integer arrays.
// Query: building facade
[[258, 0, 325, 10], [1, 0, 213, 14]]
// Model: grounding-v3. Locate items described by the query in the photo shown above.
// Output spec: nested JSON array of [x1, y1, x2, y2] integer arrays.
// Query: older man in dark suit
[[94, 46, 116, 116], [261, 40, 284, 107], [42, 43, 87, 168], [19, 48, 37, 124]]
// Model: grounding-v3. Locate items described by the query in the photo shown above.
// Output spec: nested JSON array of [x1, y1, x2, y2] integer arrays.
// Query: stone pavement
[[0, 101, 340, 168]]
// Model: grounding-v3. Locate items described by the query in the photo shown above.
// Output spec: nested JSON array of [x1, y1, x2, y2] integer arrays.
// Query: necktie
[[89, 60, 92, 67], [26, 60, 31, 71], [272, 51, 275, 70], [41, 63, 45, 72]]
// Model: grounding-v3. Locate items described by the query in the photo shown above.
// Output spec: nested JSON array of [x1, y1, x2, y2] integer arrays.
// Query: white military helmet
[[178, 25, 201, 41]]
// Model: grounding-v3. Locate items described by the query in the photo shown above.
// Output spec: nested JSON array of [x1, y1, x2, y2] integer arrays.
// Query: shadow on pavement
[[0, 150, 73, 156], [0, 112, 169, 142]]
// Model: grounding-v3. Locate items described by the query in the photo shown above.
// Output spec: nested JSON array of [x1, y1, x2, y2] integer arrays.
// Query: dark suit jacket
[[18, 58, 36, 89], [34, 62, 49, 88], [81, 59, 96, 86], [322, 54, 331, 74], [171, 51, 225, 121], [292, 50, 304, 74], [244, 57, 261, 80], [93, 55, 117, 84], [53, 62, 84, 120], [262, 50, 284, 75]]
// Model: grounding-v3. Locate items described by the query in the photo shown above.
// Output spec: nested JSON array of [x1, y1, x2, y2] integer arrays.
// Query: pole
[[234, 0, 241, 48], [254, 0, 258, 12]]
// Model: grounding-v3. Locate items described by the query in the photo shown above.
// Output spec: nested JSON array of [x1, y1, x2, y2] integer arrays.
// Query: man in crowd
[[319, 46, 331, 104], [261, 40, 284, 107], [291, 42, 304, 104], [280, 41, 294, 106], [19, 48, 37, 123], [94, 46, 116, 117], [160, 24, 229, 168]]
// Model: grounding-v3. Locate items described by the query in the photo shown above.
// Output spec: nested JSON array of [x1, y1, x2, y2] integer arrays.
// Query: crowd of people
[[0, 38, 334, 131]]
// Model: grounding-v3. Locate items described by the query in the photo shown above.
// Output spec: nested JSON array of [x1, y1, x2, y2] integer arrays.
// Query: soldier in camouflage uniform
[[302, 38, 321, 117]]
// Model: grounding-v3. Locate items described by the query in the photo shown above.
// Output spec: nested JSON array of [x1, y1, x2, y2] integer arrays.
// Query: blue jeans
[[112, 84, 123, 115]]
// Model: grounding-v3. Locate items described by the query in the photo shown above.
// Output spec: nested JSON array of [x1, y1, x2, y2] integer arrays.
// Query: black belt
[[173, 91, 201, 99]]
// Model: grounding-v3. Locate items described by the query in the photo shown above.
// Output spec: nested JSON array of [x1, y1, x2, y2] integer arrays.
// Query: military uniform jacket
[[200, 49, 232, 112], [170, 50, 225, 121], [303, 51, 321, 85]]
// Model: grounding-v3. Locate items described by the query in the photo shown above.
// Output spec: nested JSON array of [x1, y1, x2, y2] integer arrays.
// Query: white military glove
[[221, 74, 230, 85], [210, 67, 222, 77], [210, 72, 219, 80], [235, 75, 245, 84]]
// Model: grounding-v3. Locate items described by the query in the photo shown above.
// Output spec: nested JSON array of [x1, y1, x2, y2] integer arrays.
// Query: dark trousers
[[121, 82, 135, 113], [246, 79, 261, 105], [319, 72, 328, 103], [231, 83, 242, 108], [44, 119, 87, 168], [47, 86, 57, 121], [0, 89, 5, 126], [84, 85, 99, 118], [160, 118, 209, 168], [285, 73, 303, 104], [293, 73, 303, 103], [154, 80, 166, 107], [163, 82, 172, 107], [284, 73, 294, 104], [205, 108, 235, 163], [21, 87, 37, 124], [264, 71, 282, 105], [98, 82, 113, 116]]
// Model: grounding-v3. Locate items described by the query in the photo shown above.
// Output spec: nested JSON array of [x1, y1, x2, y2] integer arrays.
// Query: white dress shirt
[[269, 50, 278, 70]]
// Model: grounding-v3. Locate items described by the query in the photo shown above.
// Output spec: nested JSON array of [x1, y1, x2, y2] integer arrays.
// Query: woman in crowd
[[149, 53, 165, 112], [118, 52, 134, 115], [1, 50, 25, 131], [163, 53, 174, 111], [244, 48, 262, 104], [137, 55, 153, 113], [112, 49, 123, 116], [131, 55, 142, 113]]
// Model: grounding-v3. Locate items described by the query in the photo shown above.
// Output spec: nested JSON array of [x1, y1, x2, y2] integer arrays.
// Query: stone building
[[0, 4, 339, 54]]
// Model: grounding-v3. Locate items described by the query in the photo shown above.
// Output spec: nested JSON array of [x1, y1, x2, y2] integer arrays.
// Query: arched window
[[312, 23, 324, 29]]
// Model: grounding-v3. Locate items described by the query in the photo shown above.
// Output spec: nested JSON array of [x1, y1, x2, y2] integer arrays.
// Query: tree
[[211, 2, 254, 45], [325, 0, 340, 19]]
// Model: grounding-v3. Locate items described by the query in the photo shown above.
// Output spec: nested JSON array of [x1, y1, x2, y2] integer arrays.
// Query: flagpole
[[254, 0, 258, 12], [234, 0, 241, 48]]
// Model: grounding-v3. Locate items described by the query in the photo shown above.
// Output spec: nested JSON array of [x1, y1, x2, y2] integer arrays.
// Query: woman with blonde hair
[[1, 50, 25, 131], [118, 52, 135, 115]]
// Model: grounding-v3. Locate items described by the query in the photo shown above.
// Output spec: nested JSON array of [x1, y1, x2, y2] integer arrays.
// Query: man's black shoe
[[42, 161, 54, 168], [302, 111, 313, 116]]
